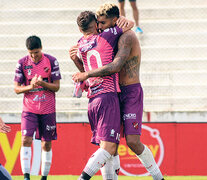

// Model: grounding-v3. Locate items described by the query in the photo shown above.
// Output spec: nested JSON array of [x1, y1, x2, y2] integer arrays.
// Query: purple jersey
[[78, 26, 122, 98], [14, 53, 61, 114]]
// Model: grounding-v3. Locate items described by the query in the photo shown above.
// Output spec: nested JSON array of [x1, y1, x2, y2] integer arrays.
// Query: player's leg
[[118, 0, 126, 17], [79, 93, 121, 180], [100, 156, 113, 180], [129, 0, 139, 26], [126, 135, 164, 180], [100, 149, 120, 180], [121, 84, 164, 180], [21, 136, 33, 180], [0, 164, 12, 180], [80, 141, 117, 180], [38, 113, 57, 180], [129, 0, 143, 32], [113, 154, 120, 180], [21, 111, 38, 180], [41, 141, 52, 180]]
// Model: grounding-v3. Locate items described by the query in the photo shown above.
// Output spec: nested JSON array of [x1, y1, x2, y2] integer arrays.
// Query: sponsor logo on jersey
[[44, 67, 49, 72], [28, 69, 32, 75], [24, 65, 33, 69]]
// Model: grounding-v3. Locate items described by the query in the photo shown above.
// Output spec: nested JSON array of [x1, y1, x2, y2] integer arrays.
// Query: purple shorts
[[119, 83, 143, 136], [21, 111, 57, 141], [88, 92, 121, 145]]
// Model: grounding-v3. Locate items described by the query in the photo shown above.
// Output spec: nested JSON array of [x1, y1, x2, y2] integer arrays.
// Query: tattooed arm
[[72, 31, 133, 82]]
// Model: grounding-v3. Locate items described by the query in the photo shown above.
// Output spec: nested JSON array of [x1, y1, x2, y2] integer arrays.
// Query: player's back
[[78, 26, 123, 98], [119, 30, 141, 86]]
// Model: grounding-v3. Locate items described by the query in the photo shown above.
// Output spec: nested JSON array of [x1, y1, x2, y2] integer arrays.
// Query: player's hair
[[77, 11, 97, 32], [96, 3, 120, 18], [26, 35, 42, 50]]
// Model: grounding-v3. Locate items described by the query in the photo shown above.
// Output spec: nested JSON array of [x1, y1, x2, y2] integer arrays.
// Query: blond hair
[[96, 3, 119, 18]]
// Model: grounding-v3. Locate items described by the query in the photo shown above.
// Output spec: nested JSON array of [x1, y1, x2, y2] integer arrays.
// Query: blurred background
[[0, 0, 207, 123]]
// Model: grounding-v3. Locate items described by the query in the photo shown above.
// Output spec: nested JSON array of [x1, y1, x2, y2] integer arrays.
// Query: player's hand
[[36, 75, 43, 86], [72, 72, 89, 82], [30, 74, 38, 89], [0, 117, 11, 133], [116, 16, 130, 29], [116, 16, 134, 32], [69, 45, 79, 61]]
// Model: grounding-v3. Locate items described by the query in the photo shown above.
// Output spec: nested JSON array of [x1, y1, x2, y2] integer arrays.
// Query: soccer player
[[14, 36, 61, 180], [72, 3, 164, 180], [0, 117, 12, 180], [73, 8, 133, 180]]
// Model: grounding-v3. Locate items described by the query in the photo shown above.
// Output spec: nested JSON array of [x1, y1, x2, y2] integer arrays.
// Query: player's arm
[[72, 32, 132, 82], [14, 74, 38, 94], [116, 16, 134, 32], [0, 117, 11, 133], [36, 76, 60, 92], [69, 45, 85, 72]]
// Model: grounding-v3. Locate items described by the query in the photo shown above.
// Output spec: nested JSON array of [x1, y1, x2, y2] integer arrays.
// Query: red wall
[[0, 123, 206, 176]]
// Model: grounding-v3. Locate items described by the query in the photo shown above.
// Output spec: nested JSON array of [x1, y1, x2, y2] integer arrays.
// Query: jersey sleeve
[[14, 59, 25, 84], [100, 26, 123, 44], [50, 58, 62, 81]]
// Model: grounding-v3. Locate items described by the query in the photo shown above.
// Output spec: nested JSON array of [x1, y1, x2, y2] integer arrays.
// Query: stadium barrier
[[0, 122, 206, 176]]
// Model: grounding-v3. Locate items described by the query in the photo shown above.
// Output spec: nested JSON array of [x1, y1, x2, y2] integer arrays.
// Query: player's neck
[[84, 32, 98, 39], [31, 55, 42, 63]]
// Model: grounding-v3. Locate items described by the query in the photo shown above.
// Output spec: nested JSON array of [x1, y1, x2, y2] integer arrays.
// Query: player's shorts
[[21, 111, 57, 141], [119, 83, 143, 136], [88, 92, 121, 145], [118, 0, 136, 2]]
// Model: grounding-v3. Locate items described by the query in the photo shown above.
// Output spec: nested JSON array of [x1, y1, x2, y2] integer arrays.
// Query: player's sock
[[100, 156, 113, 180], [81, 148, 112, 178], [137, 145, 163, 180], [113, 155, 120, 180], [41, 150, 52, 177], [20, 146, 31, 175]]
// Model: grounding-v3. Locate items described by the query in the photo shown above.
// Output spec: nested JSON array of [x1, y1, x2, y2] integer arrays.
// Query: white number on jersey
[[87, 50, 103, 70]]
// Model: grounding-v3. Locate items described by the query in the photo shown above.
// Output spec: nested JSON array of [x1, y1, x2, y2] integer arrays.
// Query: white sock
[[137, 145, 163, 180], [84, 148, 112, 177], [113, 155, 120, 180], [20, 146, 31, 174], [41, 150, 52, 176], [100, 156, 114, 180]]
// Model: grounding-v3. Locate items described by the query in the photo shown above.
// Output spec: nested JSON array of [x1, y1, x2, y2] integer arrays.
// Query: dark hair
[[26, 35, 42, 50], [77, 11, 97, 32], [96, 3, 120, 18]]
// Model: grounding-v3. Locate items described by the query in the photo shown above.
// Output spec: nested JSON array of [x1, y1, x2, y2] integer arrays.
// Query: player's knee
[[126, 136, 142, 149], [42, 141, 52, 151], [21, 136, 32, 146], [100, 141, 117, 155]]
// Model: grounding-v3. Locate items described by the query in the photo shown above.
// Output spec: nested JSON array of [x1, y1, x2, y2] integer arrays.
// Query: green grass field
[[11, 176, 207, 180]]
